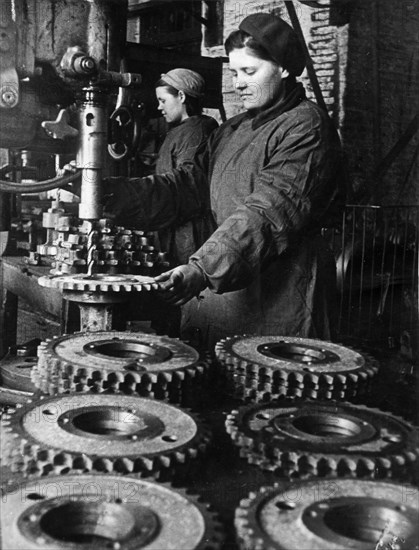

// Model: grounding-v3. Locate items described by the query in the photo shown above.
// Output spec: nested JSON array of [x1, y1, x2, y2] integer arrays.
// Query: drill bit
[[86, 221, 97, 276]]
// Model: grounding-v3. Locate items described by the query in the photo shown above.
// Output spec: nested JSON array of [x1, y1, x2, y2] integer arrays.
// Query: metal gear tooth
[[356, 457, 376, 477], [113, 457, 135, 473], [376, 456, 392, 471], [73, 455, 92, 471], [391, 454, 408, 467], [337, 457, 358, 475], [335, 373, 347, 385], [52, 451, 73, 468], [157, 455, 171, 469], [158, 371, 173, 384], [317, 456, 337, 476], [134, 456, 155, 471], [94, 457, 117, 472], [173, 450, 186, 464], [174, 370, 186, 382]]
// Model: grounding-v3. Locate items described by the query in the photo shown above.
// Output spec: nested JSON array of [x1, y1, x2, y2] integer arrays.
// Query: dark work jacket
[[105, 83, 345, 349], [155, 115, 218, 265]]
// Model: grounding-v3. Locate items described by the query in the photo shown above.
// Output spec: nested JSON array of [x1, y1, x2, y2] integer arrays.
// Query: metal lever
[[42, 109, 79, 140]]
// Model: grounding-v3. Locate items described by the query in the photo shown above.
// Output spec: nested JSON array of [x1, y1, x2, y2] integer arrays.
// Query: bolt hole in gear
[[215, 335, 379, 402], [226, 399, 419, 480], [1, 474, 224, 550], [235, 479, 418, 550], [32, 331, 210, 402], [1, 394, 211, 477]]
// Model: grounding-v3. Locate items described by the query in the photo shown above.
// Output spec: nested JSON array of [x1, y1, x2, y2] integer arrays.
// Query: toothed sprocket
[[32, 331, 210, 401], [1, 393, 211, 477], [226, 399, 419, 479], [1, 473, 224, 549], [38, 273, 161, 292], [215, 335, 378, 401], [235, 478, 419, 550]]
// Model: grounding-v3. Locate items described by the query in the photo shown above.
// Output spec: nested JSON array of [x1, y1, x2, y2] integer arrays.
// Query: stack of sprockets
[[2, 329, 419, 550], [1, 330, 225, 550], [40, 215, 169, 276], [215, 335, 379, 402], [214, 334, 419, 550], [31, 331, 211, 402]]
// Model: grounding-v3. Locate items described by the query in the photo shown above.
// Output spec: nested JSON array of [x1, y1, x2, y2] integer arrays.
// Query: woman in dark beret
[[105, 13, 346, 349]]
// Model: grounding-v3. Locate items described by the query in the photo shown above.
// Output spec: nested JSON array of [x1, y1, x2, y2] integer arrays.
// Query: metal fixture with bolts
[[1, 474, 224, 550], [215, 336, 379, 401], [226, 399, 419, 480], [235, 478, 419, 550]]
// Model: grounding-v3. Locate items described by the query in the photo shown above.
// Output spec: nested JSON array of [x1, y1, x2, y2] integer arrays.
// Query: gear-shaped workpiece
[[215, 336, 379, 402], [38, 273, 161, 293], [226, 399, 419, 480], [235, 478, 419, 550], [31, 331, 211, 402], [1, 393, 211, 477], [1, 474, 224, 550]]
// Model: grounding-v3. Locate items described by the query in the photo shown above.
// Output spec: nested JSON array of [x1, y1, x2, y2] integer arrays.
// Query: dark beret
[[239, 13, 306, 76]]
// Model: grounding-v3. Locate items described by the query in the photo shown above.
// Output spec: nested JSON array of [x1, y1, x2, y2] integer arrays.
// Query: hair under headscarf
[[158, 68, 205, 98]]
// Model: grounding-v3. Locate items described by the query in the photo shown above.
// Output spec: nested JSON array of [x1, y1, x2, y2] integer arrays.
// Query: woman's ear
[[280, 67, 290, 79], [178, 90, 186, 103]]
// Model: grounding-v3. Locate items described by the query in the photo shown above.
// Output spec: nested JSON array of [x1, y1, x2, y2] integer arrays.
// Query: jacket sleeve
[[190, 112, 342, 293], [172, 119, 218, 169], [103, 140, 211, 230]]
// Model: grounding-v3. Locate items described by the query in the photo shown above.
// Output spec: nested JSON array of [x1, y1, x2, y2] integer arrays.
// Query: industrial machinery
[[0, 0, 174, 334]]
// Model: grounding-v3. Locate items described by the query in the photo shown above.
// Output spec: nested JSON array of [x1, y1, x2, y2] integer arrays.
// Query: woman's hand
[[154, 263, 207, 306]]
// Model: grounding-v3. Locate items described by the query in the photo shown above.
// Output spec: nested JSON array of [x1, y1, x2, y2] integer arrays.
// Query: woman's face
[[156, 87, 187, 124], [229, 47, 289, 111]]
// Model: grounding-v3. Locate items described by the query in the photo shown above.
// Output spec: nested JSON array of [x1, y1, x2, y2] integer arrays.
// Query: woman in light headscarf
[[153, 68, 218, 267]]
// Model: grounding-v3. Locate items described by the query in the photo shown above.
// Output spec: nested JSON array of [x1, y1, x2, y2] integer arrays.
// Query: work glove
[[154, 262, 207, 306]]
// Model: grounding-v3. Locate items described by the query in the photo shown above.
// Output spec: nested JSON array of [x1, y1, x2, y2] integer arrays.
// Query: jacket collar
[[229, 82, 306, 131], [251, 81, 306, 129]]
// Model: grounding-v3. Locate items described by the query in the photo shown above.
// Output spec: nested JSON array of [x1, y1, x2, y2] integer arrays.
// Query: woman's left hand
[[154, 263, 207, 306]]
